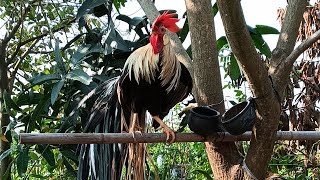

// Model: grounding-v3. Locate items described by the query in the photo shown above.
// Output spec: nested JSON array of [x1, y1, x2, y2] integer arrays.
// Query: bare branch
[[19, 131, 320, 144], [268, 1, 307, 94], [9, 39, 40, 90], [7, 17, 76, 64], [2, 0, 37, 45], [287, 29, 320, 65], [216, 1, 283, 179]]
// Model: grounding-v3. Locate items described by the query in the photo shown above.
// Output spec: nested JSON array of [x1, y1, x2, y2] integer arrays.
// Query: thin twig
[[287, 29, 320, 65]]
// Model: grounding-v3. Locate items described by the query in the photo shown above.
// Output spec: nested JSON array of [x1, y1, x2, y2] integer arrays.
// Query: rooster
[[78, 11, 193, 180]]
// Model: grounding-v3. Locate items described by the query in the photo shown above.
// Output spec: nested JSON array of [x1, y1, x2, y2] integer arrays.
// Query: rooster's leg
[[129, 113, 142, 140], [153, 116, 175, 143]]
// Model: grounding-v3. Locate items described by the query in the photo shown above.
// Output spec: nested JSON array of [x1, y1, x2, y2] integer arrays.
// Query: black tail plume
[[77, 77, 125, 180]]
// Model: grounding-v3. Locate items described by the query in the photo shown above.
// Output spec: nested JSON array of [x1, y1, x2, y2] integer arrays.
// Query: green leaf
[[36, 145, 55, 166], [51, 79, 65, 105], [76, 0, 107, 20], [212, 2, 218, 17], [17, 147, 29, 177], [3, 90, 21, 111], [178, 18, 189, 43], [216, 36, 228, 52], [0, 148, 12, 161], [60, 149, 78, 163], [16, 92, 43, 106], [251, 34, 272, 58], [29, 74, 61, 86], [63, 157, 77, 176], [193, 169, 213, 180], [229, 55, 241, 80], [66, 69, 92, 85], [5, 120, 17, 134], [54, 38, 67, 74], [113, 0, 126, 11], [255, 25, 280, 35], [71, 44, 103, 65]]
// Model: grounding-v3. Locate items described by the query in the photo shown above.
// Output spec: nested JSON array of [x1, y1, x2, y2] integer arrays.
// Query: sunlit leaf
[[0, 148, 12, 161], [54, 38, 67, 74], [29, 74, 61, 86], [76, 0, 108, 20], [66, 69, 92, 85]]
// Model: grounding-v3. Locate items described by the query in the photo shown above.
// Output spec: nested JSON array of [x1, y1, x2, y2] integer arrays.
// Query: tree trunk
[[0, 41, 11, 180], [185, 0, 244, 179]]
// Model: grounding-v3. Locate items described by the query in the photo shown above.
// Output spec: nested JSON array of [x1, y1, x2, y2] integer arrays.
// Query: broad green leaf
[[17, 147, 29, 177], [66, 69, 92, 85], [76, 0, 107, 20], [36, 145, 55, 166], [230, 55, 241, 80], [54, 38, 67, 74], [29, 74, 61, 86], [216, 36, 228, 52], [0, 148, 12, 161], [51, 79, 65, 105], [255, 25, 280, 35], [247, 25, 257, 34], [105, 21, 130, 53], [3, 90, 21, 111], [251, 34, 272, 58], [71, 44, 103, 65]]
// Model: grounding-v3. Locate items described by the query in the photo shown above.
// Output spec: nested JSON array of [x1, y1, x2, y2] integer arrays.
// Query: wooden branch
[[2, 0, 37, 45], [269, 1, 307, 94], [286, 29, 320, 65], [215, 1, 286, 179], [9, 39, 39, 90], [136, 0, 193, 74], [19, 131, 320, 144], [184, 0, 242, 178]]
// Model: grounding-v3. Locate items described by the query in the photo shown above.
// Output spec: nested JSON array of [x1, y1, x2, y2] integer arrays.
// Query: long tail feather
[[77, 77, 125, 180]]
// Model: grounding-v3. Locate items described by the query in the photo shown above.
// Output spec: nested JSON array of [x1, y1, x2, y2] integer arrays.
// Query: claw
[[152, 115, 176, 143], [163, 127, 175, 143]]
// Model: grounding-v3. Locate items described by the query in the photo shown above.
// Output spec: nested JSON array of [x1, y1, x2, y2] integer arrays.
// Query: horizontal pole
[[19, 131, 320, 144]]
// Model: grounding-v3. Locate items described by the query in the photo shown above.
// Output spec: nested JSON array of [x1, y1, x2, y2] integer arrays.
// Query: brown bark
[[185, 0, 244, 179], [217, 0, 308, 179], [0, 40, 11, 180]]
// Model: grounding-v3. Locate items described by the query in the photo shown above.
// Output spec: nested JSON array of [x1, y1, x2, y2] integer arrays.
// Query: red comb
[[152, 11, 180, 33]]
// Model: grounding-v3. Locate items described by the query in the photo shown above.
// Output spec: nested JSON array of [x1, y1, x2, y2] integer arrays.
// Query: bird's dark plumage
[[77, 11, 193, 180]]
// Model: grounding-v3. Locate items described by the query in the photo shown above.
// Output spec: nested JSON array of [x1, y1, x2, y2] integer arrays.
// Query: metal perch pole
[[19, 131, 320, 144]]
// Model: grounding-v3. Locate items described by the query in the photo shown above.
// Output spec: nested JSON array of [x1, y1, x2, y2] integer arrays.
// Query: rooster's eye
[[160, 27, 166, 33]]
